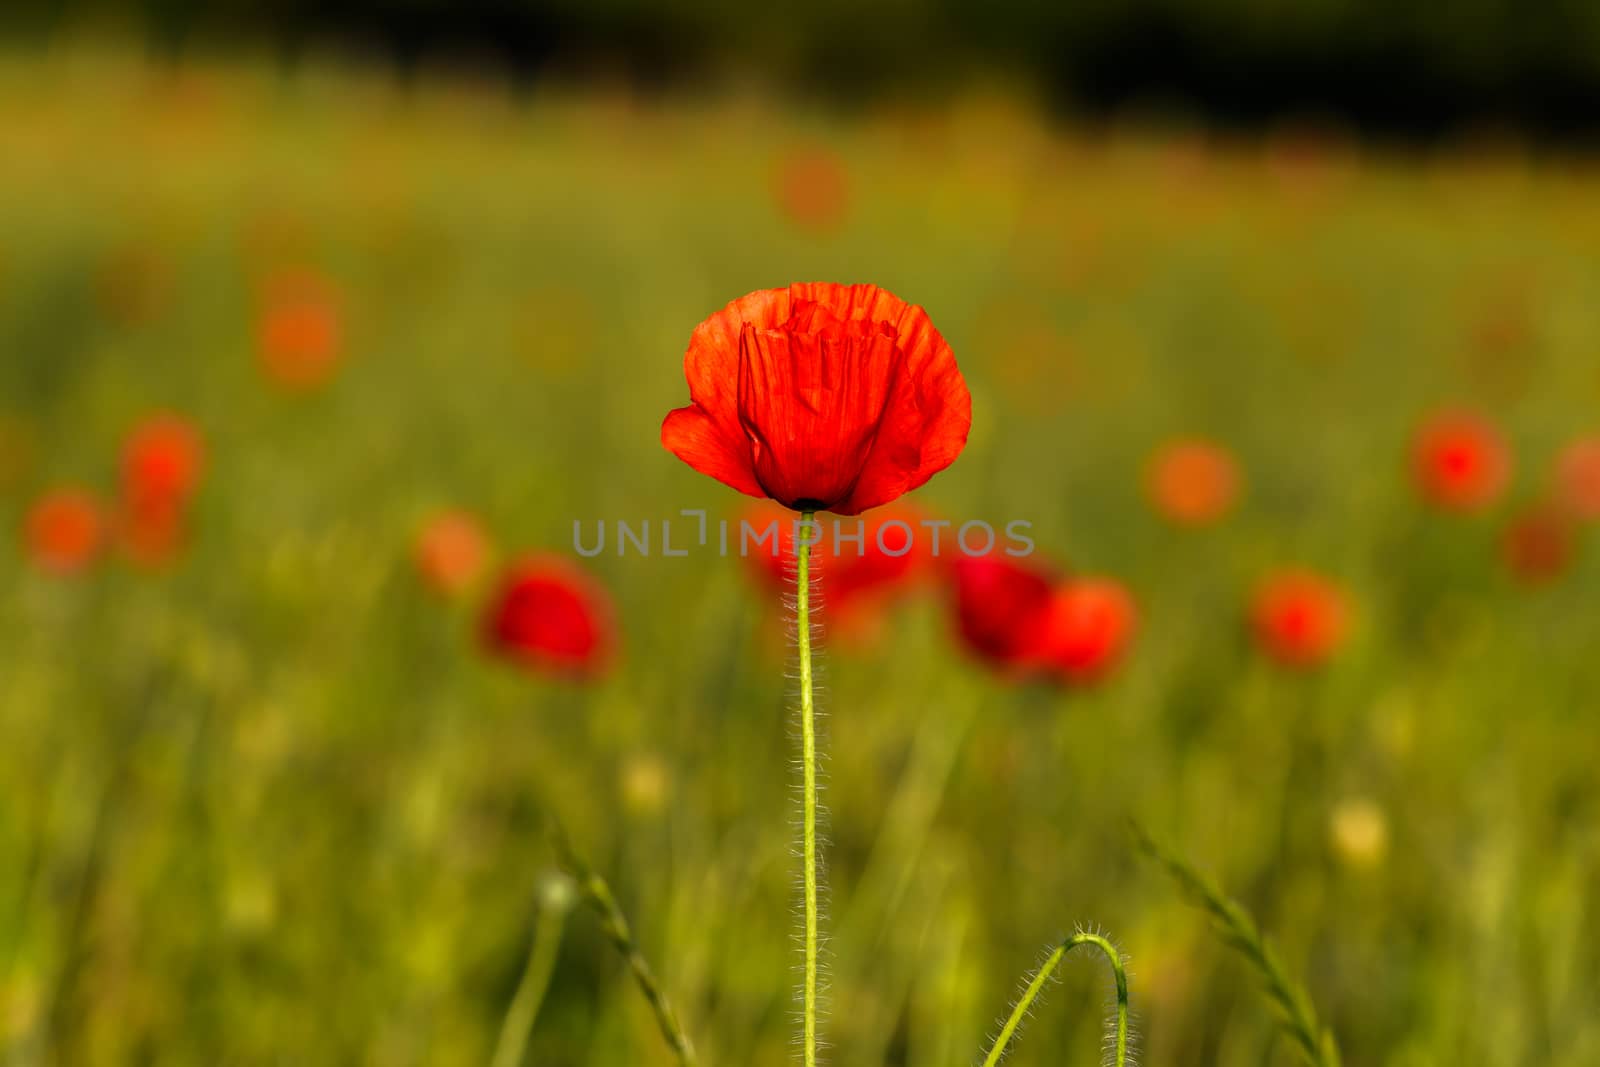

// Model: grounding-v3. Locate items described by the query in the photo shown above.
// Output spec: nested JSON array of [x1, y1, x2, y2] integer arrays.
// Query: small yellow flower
[[620, 752, 670, 817], [1329, 797, 1389, 869]]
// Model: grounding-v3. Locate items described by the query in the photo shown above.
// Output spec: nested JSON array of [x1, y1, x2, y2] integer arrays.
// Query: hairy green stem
[[552, 833, 699, 1067], [980, 931, 1130, 1067], [797, 509, 820, 1067], [490, 881, 571, 1067]]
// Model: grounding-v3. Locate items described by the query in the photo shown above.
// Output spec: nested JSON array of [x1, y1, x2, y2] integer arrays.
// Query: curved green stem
[[979, 932, 1129, 1067], [490, 883, 571, 1067], [796, 509, 820, 1067]]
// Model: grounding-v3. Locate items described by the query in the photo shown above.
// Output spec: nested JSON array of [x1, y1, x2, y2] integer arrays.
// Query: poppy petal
[[662, 404, 764, 499], [681, 287, 792, 427], [816, 288, 970, 514], [737, 321, 901, 509], [952, 555, 1057, 668]]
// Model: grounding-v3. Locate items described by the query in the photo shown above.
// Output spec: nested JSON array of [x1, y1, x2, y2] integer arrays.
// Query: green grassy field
[[2, 42, 1599, 1066]]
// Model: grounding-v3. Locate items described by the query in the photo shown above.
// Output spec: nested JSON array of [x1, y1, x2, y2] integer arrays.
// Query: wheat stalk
[[550, 827, 700, 1067], [1133, 824, 1340, 1067]]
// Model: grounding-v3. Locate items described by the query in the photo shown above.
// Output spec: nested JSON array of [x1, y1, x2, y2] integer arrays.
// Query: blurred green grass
[[2, 40, 1600, 1066]]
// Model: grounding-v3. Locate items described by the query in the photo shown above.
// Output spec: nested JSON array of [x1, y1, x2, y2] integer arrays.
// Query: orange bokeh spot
[[1251, 570, 1348, 669], [1146, 437, 1241, 525], [115, 413, 204, 569], [256, 271, 344, 390], [1412, 410, 1510, 512], [1555, 436, 1600, 520], [122, 413, 204, 508], [772, 147, 850, 234], [415, 510, 491, 596], [24, 488, 104, 574]]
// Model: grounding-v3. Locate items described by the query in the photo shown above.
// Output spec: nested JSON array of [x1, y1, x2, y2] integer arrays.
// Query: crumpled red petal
[[737, 319, 902, 508]]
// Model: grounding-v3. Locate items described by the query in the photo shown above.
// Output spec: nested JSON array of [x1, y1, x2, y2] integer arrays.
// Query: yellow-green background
[[3, 40, 1599, 1066]]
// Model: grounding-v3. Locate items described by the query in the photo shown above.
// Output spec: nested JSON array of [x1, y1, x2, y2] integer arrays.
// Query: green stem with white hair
[[797, 509, 820, 1067], [979, 930, 1130, 1067]]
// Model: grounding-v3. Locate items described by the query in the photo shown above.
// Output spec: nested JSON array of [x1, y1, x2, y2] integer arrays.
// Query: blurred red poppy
[[256, 270, 343, 390], [662, 283, 970, 515], [1500, 503, 1576, 585], [772, 147, 850, 234], [415, 510, 490, 596], [741, 502, 930, 637], [484, 556, 614, 677], [1554, 435, 1600, 520], [24, 487, 103, 574], [1044, 577, 1137, 683], [116, 414, 204, 568], [121, 414, 204, 511], [1251, 570, 1348, 668], [1145, 437, 1240, 525], [1412, 410, 1510, 512], [951, 554, 1057, 673]]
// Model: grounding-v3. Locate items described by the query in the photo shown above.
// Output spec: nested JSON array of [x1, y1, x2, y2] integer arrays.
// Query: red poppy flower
[[741, 502, 930, 636], [1043, 577, 1137, 683], [484, 555, 614, 677], [951, 554, 1058, 672], [1412, 410, 1510, 512], [1555, 435, 1600, 520], [1251, 570, 1348, 668], [121, 414, 204, 510], [256, 270, 343, 391], [662, 283, 971, 515], [24, 488, 104, 574], [1145, 437, 1240, 525], [415, 510, 490, 596], [1500, 503, 1576, 585], [772, 147, 851, 234], [114, 414, 204, 568]]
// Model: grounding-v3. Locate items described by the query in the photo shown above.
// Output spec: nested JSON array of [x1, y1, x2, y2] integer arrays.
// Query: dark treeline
[[10, 0, 1600, 144]]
